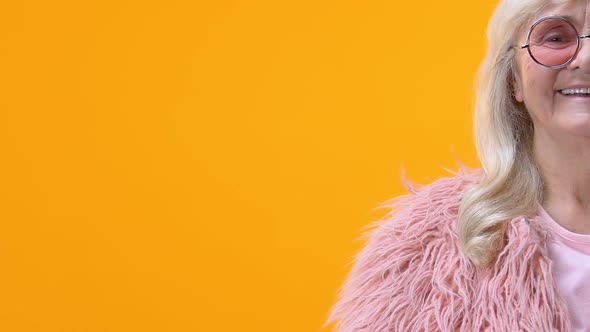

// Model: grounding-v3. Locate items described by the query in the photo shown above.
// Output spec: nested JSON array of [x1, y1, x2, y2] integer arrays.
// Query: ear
[[512, 70, 524, 102]]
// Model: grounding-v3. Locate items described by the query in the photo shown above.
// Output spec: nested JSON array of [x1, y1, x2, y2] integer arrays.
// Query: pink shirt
[[538, 206, 590, 332]]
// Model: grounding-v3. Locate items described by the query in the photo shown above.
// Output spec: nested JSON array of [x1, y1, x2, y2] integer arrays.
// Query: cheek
[[520, 65, 559, 124], [522, 63, 538, 95], [522, 64, 556, 100]]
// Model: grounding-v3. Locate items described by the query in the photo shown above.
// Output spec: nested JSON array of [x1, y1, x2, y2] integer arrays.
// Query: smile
[[559, 88, 590, 95]]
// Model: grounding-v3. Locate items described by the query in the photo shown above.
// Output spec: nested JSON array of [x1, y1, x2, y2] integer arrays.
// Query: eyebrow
[[559, 14, 579, 24], [544, 14, 581, 26]]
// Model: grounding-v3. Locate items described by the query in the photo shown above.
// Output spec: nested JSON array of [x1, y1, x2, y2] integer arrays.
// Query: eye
[[541, 29, 577, 45], [545, 34, 564, 42]]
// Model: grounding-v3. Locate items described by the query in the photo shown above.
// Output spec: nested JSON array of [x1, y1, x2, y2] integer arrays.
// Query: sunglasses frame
[[520, 15, 590, 69]]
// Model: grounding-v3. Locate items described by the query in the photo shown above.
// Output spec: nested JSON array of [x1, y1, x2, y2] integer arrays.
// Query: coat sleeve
[[324, 173, 475, 331]]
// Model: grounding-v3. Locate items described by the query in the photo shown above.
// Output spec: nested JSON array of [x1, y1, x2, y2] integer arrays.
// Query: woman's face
[[514, 0, 590, 139]]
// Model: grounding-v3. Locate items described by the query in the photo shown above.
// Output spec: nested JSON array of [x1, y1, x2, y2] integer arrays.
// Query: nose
[[567, 34, 590, 70]]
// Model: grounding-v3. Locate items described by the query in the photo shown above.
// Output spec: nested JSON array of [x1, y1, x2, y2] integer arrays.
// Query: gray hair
[[457, 0, 569, 267]]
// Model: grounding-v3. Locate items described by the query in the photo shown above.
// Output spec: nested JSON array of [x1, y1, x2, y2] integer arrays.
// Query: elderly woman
[[326, 0, 590, 331]]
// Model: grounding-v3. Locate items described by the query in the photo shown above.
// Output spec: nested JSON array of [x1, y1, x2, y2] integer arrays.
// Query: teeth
[[561, 88, 590, 95]]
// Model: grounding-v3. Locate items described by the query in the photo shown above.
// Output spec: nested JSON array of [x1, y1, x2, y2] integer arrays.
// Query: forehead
[[533, 0, 588, 27]]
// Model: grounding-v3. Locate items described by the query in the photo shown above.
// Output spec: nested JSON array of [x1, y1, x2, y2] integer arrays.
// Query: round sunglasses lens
[[529, 18, 578, 67]]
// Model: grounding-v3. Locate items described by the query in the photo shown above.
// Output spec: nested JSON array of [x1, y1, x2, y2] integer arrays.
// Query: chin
[[559, 119, 590, 137]]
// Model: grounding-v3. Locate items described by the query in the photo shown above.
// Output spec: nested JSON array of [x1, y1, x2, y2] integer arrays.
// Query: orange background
[[1, 1, 498, 331]]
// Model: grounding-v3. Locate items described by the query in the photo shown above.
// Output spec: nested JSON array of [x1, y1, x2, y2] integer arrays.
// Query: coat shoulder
[[325, 167, 485, 331]]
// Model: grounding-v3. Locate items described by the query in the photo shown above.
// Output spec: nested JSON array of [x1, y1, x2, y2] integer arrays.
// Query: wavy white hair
[[457, 0, 571, 267]]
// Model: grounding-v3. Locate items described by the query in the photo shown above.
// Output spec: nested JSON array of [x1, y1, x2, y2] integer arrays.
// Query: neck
[[533, 129, 590, 233]]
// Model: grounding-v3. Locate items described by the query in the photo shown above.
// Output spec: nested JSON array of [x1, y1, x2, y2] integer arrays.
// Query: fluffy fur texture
[[325, 166, 570, 331]]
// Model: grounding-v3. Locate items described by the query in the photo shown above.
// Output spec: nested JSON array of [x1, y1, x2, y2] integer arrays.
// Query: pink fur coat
[[326, 167, 571, 331]]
